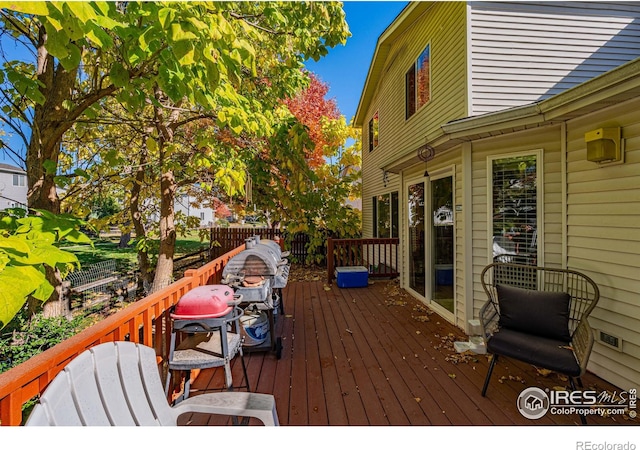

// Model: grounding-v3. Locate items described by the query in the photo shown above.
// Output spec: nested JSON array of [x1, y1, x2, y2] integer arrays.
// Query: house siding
[[564, 97, 640, 390], [0, 165, 27, 210], [470, 126, 564, 321], [469, 1, 640, 115], [362, 1, 467, 237]]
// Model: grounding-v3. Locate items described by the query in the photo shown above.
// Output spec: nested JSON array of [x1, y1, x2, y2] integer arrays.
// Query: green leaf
[[158, 7, 176, 30], [65, 1, 98, 24], [43, 159, 57, 176], [0, 236, 31, 255], [58, 43, 82, 71], [63, 229, 93, 246], [169, 22, 197, 42], [31, 277, 54, 302], [109, 63, 129, 88], [0, 1, 50, 15], [172, 40, 195, 65], [0, 266, 39, 329], [73, 168, 90, 180]]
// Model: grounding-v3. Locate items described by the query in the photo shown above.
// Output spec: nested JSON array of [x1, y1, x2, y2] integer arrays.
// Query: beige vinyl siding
[[469, 1, 640, 115], [469, 125, 564, 319], [362, 2, 467, 236], [373, 2, 467, 170], [565, 97, 640, 390]]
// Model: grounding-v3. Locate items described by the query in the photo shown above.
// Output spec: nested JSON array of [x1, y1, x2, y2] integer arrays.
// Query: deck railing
[[0, 244, 245, 426], [327, 238, 400, 283]]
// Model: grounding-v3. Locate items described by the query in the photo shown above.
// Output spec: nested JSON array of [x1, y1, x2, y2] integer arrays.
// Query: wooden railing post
[[327, 238, 335, 284]]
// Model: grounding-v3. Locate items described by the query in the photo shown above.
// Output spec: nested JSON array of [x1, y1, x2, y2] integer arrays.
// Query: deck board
[[181, 278, 638, 427]]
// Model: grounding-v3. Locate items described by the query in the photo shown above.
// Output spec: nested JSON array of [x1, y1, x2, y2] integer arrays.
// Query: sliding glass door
[[407, 181, 425, 297], [431, 176, 454, 313]]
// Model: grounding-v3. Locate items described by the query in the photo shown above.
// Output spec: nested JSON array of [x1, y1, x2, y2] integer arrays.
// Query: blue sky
[[304, 1, 409, 124], [0, 2, 407, 165]]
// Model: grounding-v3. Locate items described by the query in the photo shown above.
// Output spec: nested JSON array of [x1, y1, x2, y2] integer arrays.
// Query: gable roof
[[0, 163, 26, 174], [353, 2, 431, 127]]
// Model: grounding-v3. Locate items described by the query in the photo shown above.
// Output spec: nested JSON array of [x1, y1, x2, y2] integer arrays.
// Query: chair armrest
[[172, 391, 279, 426], [571, 319, 595, 377], [479, 298, 500, 339]]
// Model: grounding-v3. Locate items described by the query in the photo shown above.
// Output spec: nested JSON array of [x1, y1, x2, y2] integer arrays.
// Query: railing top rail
[[0, 244, 245, 425], [329, 238, 399, 244]]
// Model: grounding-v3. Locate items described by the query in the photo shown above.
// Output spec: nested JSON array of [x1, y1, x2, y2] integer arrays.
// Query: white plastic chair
[[25, 341, 279, 426]]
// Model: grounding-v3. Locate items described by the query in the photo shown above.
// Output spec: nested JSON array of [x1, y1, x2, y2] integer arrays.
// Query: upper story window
[[368, 111, 379, 152], [12, 174, 25, 187], [405, 44, 431, 120]]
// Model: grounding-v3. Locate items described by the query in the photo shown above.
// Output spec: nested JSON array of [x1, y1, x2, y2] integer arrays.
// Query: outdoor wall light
[[382, 169, 389, 187], [585, 127, 622, 163]]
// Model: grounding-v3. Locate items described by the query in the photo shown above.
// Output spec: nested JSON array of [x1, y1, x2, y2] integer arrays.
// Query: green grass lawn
[[62, 230, 210, 273]]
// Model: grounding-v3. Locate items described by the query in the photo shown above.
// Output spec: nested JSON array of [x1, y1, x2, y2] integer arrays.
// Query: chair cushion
[[497, 284, 571, 342], [487, 328, 581, 377]]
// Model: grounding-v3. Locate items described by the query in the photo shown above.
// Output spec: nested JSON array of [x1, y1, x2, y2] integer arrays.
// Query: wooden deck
[[179, 278, 638, 426]]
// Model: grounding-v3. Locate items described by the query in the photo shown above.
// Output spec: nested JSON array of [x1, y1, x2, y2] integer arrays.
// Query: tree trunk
[[153, 169, 176, 291], [41, 266, 70, 319], [150, 88, 182, 292], [118, 231, 131, 248], [27, 25, 78, 318], [130, 153, 153, 291]]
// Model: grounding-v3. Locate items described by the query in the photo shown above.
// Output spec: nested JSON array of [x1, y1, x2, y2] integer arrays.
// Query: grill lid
[[172, 285, 238, 319], [222, 246, 284, 278]]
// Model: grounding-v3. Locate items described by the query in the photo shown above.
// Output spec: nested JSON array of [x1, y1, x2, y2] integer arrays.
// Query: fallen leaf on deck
[[448, 373, 456, 379], [415, 397, 422, 403]]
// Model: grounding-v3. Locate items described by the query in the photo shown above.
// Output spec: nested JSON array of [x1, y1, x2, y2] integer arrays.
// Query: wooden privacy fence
[[0, 245, 245, 426], [210, 227, 313, 263], [327, 238, 400, 283]]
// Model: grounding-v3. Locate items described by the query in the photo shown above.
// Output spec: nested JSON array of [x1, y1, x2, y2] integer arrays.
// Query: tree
[[0, 208, 91, 329], [282, 73, 341, 168], [0, 1, 350, 302], [248, 75, 362, 261]]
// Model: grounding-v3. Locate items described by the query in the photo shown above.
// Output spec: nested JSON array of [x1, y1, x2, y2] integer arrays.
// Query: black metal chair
[[479, 262, 600, 423]]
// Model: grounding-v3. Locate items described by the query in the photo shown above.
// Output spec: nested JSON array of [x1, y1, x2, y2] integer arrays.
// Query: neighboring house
[[175, 193, 214, 227], [355, 2, 640, 390], [0, 163, 27, 210]]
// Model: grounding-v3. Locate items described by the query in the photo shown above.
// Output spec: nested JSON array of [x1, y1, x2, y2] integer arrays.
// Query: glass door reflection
[[431, 176, 454, 313], [407, 182, 425, 296]]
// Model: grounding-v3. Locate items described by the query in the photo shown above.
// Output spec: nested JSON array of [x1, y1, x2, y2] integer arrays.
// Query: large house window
[[373, 192, 398, 238], [368, 111, 379, 152], [12, 174, 25, 187], [405, 44, 431, 120], [490, 153, 540, 266]]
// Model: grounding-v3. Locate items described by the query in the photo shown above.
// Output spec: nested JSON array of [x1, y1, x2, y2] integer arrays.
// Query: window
[[368, 111, 379, 152], [12, 174, 25, 187], [405, 44, 431, 120], [373, 192, 398, 238], [490, 153, 539, 265]]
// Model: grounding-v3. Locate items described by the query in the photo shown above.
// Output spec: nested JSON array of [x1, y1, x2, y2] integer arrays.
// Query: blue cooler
[[335, 266, 369, 288]]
